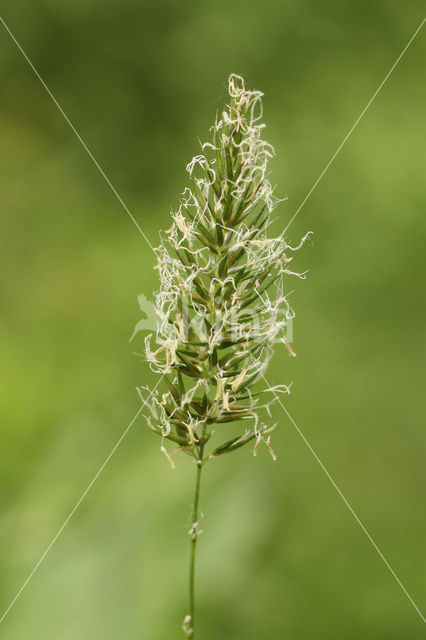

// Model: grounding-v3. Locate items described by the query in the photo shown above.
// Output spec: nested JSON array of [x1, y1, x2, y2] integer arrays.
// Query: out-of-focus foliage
[[0, 2, 425, 638]]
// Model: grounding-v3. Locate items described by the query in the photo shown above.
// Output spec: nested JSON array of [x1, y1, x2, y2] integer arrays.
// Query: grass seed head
[[139, 74, 310, 463]]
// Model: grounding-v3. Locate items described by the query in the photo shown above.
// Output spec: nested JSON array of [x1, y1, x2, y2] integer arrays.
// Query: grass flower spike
[[138, 73, 310, 638]]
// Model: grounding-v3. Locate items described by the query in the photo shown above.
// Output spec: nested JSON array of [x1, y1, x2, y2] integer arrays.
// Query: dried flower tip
[[265, 435, 277, 461], [183, 419, 198, 444], [253, 433, 262, 457], [160, 445, 175, 469], [282, 339, 297, 357], [182, 615, 193, 638], [231, 367, 247, 392], [189, 522, 203, 540]]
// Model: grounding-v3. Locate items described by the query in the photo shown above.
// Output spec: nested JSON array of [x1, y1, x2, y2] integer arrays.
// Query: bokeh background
[[0, 1, 425, 638]]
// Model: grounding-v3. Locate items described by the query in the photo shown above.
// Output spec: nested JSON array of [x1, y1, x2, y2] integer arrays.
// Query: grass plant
[[138, 74, 309, 637]]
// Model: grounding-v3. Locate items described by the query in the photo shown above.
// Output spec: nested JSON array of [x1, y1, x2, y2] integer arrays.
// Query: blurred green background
[[0, 1, 425, 638]]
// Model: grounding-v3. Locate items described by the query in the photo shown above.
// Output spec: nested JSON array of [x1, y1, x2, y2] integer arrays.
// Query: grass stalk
[[187, 449, 204, 638]]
